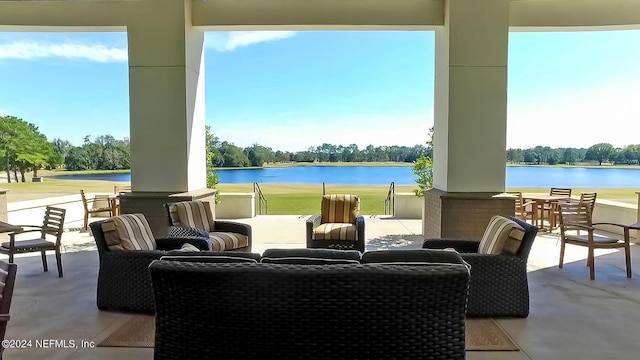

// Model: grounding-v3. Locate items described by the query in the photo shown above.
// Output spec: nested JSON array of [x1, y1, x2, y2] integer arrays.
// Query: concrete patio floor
[[3, 215, 640, 359]]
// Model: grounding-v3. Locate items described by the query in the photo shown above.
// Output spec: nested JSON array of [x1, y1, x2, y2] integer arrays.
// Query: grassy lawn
[[2, 179, 637, 214], [217, 183, 416, 215]]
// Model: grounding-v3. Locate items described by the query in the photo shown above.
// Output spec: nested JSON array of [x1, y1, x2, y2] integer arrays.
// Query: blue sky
[[0, 29, 639, 151]]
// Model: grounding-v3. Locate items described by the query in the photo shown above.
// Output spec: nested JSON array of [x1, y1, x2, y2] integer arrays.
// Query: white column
[[433, 0, 510, 192], [127, 0, 206, 192]]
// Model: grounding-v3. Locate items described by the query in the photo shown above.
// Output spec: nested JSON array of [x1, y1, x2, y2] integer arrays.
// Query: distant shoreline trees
[[3, 115, 639, 183]]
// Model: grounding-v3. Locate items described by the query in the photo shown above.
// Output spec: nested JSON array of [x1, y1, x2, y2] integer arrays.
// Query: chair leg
[[559, 240, 566, 269], [625, 244, 632, 278], [55, 250, 63, 278], [84, 212, 89, 230], [41, 251, 48, 272], [8, 252, 13, 263], [588, 247, 595, 280]]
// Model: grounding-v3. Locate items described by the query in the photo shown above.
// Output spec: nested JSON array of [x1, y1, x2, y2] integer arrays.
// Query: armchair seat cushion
[[312, 223, 358, 241], [208, 232, 250, 251]]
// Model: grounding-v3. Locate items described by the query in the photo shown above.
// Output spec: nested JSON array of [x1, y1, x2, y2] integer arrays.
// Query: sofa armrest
[[356, 216, 365, 241], [423, 239, 480, 253], [459, 253, 530, 317], [156, 237, 210, 251], [214, 221, 251, 236], [306, 214, 322, 247]]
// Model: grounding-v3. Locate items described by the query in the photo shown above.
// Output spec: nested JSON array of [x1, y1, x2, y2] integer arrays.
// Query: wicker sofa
[[423, 216, 538, 318], [150, 249, 470, 360]]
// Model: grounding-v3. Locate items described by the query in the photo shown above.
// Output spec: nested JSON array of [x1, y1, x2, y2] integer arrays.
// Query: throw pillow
[[101, 214, 156, 251], [478, 215, 525, 255]]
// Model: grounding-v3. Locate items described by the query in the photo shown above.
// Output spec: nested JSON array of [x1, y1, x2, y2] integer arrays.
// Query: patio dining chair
[[558, 202, 631, 280], [81, 190, 113, 230], [0, 206, 66, 277], [542, 187, 572, 229], [507, 191, 536, 223]]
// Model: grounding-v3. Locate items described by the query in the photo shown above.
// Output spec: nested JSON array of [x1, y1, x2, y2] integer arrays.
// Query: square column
[[426, 0, 512, 238], [127, 0, 206, 193]]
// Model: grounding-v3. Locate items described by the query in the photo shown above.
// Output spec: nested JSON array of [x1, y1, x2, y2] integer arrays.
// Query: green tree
[[205, 126, 220, 203], [412, 154, 434, 197], [585, 143, 615, 165], [0, 116, 57, 181]]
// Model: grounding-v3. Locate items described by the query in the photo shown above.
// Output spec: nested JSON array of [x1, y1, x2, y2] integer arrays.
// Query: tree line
[[208, 136, 432, 168], [2, 115, 638, 183], [507, 143, 640, 166]]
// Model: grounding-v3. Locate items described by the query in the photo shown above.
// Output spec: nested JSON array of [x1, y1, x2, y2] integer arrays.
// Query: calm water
[[47, 166, 640, 188]]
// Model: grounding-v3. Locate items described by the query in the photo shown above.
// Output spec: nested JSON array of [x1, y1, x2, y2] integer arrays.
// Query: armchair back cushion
[[101, 214, 156, 251], [320, 194, 360, 224], [478, 215, 525, 255], [168, 201, 216, 232]]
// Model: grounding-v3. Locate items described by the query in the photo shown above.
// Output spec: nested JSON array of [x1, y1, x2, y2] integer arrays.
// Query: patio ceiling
[[0, 0, 639, 31]]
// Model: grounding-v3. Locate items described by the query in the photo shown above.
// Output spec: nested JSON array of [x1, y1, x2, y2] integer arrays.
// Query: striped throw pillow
[[320, 194, 360, 224], [168, 201, 216, 232], [478, 215, 525, 255], [101, 214, 156, 251]]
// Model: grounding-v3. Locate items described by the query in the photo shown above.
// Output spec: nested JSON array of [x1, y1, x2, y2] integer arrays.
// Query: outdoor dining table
[[0, 220, 21, 234], [522, 193, 571, 232]]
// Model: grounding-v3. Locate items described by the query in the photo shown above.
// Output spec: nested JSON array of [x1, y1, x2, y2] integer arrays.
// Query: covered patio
[[2, 216, 639, 359]]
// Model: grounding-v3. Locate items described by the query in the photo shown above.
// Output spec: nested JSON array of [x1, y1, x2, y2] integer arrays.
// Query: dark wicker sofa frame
[[150, 260, 470, 360], [89, 220, 210, 313], [423, 216, 538, 317], [164, 202, 253, 252]]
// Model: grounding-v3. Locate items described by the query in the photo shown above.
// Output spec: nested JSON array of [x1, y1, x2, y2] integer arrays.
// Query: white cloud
[[0, 41, 127, 62], [205, 31, 295, 52], [211, 113, 432, 152]]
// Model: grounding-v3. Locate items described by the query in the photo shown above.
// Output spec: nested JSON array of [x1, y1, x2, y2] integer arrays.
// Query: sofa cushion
[[478, 215, 525, 255], [101, 214, 156, 251], [262, 248, 361, 261], [261, 257, 360, 265], [168, 201, 216, 232], [164, 251, 262, 261], [361, 249, 464, 265], [159, 256, 258, 264], [321, 194, 360, 224], [209, 232, 250, 251], [312, 223, 358, 241]]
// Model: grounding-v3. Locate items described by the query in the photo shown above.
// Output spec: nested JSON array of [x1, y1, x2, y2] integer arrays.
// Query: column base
[[119, 188, 217, 238], [424, 188, 515, 240]]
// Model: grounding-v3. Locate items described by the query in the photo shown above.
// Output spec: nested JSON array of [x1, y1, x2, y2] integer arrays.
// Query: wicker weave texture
[[422, 216, 538, 318], [150, 262, 470, 360]]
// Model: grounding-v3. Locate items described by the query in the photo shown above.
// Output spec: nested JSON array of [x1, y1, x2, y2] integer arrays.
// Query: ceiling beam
[[510, 0, 640, 31]]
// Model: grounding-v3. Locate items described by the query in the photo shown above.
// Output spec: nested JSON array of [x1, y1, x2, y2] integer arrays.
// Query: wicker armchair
[[423, 216, 538, 317], [165, 200, 252, 252], [306, 194, 365, 252], [150, 261, 470, 360], [90, 216, 209, 313]]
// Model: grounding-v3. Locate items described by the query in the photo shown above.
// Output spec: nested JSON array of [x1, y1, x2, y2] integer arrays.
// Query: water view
[[47, 166, 640, 188]]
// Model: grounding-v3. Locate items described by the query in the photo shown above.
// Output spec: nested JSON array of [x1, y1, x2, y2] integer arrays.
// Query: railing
[[253, 182, 268, 215], [384, 181, 395, 216]]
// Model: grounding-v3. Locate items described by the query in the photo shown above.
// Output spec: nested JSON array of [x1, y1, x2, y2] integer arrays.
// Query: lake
[[46, 166, 640, 188]]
